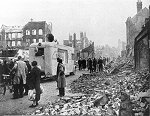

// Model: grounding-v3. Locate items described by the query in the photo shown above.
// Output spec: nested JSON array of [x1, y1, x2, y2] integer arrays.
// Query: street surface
[[0, 70, 89, 115]]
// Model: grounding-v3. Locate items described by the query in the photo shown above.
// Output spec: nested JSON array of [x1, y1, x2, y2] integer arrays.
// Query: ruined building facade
[[126, 0, 149, 56]]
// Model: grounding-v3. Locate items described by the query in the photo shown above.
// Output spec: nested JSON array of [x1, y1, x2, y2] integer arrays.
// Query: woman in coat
[[57, 58, 66, 97], [28, 61, 41, 108]]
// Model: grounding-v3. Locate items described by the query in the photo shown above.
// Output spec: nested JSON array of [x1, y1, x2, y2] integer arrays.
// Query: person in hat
[[56, 58, 66, 97]]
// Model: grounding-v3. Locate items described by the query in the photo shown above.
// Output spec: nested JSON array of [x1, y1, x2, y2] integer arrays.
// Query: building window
[[39, 38, 43, 43], [26, 30, 30, 35], [33, 39, 36, 43], [12, 41, 15, 46], [8, 33, 11, 39], [26, 39, 30, 43], [26, 42, 29, 46], [17, 41, 21, 46], [32, 29, 36, 35], [17, 33, 22, 38], [7, 41, 11, 46], [12, 33, 16, 38], [39, 29, 43, 35]]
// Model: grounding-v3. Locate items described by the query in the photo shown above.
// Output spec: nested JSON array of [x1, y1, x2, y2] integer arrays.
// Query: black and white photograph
[[0, 0, 149, 115]]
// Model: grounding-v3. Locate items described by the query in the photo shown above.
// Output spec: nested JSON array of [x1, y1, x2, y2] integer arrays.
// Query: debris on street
[[30, 58, 150, 116]]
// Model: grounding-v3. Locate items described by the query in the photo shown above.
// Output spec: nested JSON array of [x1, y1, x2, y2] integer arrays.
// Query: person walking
[[11, 56, 28, 99], [0, 60, 3, 84], [98, 57, 103, 72], [93, 58, 97, 72], [28, 61, 41, 108], [57, 58, 66, 97], [78, 58, 82, 71], [88, 58, 93, 73]]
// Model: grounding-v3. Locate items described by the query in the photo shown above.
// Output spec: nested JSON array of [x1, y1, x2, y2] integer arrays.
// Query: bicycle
[[0, 74, 13, 95]]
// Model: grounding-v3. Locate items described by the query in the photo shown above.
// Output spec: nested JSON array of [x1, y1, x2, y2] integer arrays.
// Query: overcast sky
[[0, 0, 149, 47]]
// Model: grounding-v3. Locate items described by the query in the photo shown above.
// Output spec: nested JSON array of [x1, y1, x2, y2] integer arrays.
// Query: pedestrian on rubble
[[93, 57, 97, 72], [57, 58, 66, 97], [82, 58, 86, 70], [88, 58, 93, 73], [98, 57, 103, 72], [11, 56, 28, 99], [103, 57, 106, 66], [78, 58, 82, 71], [28, 61, 41, 108], [0, 60, 3, 83]]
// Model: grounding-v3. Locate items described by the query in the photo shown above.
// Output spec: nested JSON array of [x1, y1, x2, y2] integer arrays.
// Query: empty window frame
[[39, 38, 43, 43], [17, 41, 21, 46], [39, 29, 43, 35], [17, 33, 22, 38], [33, 39, 36, 43], [26, 30, 30, 35], [32, 29, 36, 35], [12, 41, 15, 46]]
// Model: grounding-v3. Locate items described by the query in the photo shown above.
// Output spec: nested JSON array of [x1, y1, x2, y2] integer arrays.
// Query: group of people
[[78, 57, 110, 73], [0, 56, 41, 108], [0, 56, 67, 108]]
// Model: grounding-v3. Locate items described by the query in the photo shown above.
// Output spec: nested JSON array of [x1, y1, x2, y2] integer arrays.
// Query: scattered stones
[[30, 57, 149, 116]]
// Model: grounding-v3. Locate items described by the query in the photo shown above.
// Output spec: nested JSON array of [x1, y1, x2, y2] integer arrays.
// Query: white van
[[29, 42, 75, 79]]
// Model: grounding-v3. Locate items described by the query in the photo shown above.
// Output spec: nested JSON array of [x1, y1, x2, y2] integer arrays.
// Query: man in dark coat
[[88, 58, 93, 73], [98, 57, 103, 72], [0, 60, 3, 83], [57, 58, 66, 97], [24, 60, 32, 95], [93, 58, 97, 72], [78, 58, 82, 71], [28, 61, 41, 108], [2, 60, 10, 75], [82, 58, 86, 70]]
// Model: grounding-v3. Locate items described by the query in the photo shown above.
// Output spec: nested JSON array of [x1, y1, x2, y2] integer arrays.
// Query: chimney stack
[[137, 0, 142, 13]]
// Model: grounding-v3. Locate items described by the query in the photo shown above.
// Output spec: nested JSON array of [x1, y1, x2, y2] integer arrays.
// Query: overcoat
[[28, 66, 41, 95], [57, 63, 66, 88], [12, 60, 28, 84]]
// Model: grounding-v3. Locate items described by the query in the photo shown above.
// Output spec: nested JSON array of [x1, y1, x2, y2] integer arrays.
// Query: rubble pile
[[30, 58, 149, 116], [105, 57, 134, 75]]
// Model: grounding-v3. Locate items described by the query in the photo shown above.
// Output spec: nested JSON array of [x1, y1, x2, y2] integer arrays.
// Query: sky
[[0, 0, 149, 47]]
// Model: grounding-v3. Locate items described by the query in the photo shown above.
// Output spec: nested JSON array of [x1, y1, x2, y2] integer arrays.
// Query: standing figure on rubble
[[57, 58, 66, 97], [93, 57, 97, 72], [0, 60, 3, 83], [88, 58, 93, 73], [103, 57, 106, 66], [78, 58, 82, 71], [98, 57, 103, 72], [82, 58, 86, 70]]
